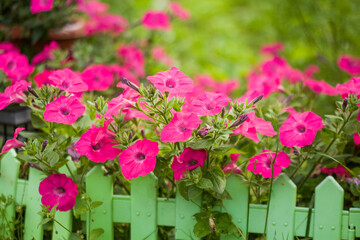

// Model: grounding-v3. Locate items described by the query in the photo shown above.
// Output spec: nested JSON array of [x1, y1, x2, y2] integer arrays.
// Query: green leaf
[[196, 178, 213, 189], [193, 212, 212, 238], [207, 166, 226, 194], [38, 218, 52, 228], [31, 112, 47, 128], [19, 131, 47, 139], [210, 189, 232, 200], [212, 145, 232, 155], [90, 201, 103, 210], [189, 139, 214, 150], [74, 205, 89, 218], [178, 181, 202, 200], [90, 228, 104, 240]]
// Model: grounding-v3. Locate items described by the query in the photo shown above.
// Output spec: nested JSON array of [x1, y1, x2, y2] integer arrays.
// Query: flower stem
[[53, 218, 82, 240]]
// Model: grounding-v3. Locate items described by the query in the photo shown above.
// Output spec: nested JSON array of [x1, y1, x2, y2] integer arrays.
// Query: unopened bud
[[342, 98, 348, 112], [41, 140, 48, 152], [158, 91, 164, 99], [293, 149, 300, 156], [221, 107, 226, 118], [94, 102, 99, 110], [209, 216, 216, 234], [28, 163, 42, 171], [121, 77, 140, 93], [141, 129, 145, 139], [282, 94, 293, 106], [27, 86, 38, 98], [198, 127, 211, 137], [250, 94, 264, 105], [128, 130, 134, 141], [229, 114, 248, 128]]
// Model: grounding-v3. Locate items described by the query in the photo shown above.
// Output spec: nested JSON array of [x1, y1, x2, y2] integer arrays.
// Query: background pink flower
[[117, 45, 145, 77], [39, 174, 78, 211], [31, 0, 54, 14], [119, 139, 159, 179], [34, 70, 54, 87], [336, 77, 360, 99], [0, 127, 25, 155], [44, 96, 85, 125], [304, 79, 337, 96], [247, 150, 291, 178], [32, 41, 59, 65], [0, 52, 34, 82], [81, 65, 114, 91], [279, 111, 324, 147], [171, 148, 206, 181], [338, 55, 360, 75], [186, 92, 231, 116], [142, 11, 171, 30], [222, 153, 242, 174], [354, 132, 360, 145], [161, 112, 202, 142], [169, 2, 190, 20], [49, 68, 88, 93]]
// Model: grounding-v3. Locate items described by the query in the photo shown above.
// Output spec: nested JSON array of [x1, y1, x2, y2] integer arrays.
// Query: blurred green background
[[102, 0, 360, 86]]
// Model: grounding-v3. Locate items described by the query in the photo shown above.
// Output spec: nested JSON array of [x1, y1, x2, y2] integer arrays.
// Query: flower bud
[[209, 216, 216, 234], [250, 94, 264, 105], [27, 86, 38, 98], [198, 127, 211, 137], [158, 91, 164, 100], [282, 94, 293, 106], [293, 149, 300, 156], [221, 107, 226, 118], [41, 140, 48, 152], [342, 98, 348, 112], [121, 77, 140, 93], [28, 163, 42, 171], [67, 142, 81, 162], [229, 114, 248, 129]]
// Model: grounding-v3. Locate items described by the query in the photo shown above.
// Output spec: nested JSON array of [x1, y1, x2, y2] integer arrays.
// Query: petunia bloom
[[151, 46, 174, 67], [75, 122, 121, 163], [142, 11, 171, 30], [321, 165, 351, 178], [171, 147, 206, 181], [117, 45, 145, 77], [336, 77, 360, 99], [49, 68, 88, 93], [222, 153, 242, 174], [338, 55, 360, 75], [279, 111, 324, 148], [147, 67, 194, 97], [169, 2, 190, 20], [247, 150, 291, 178], [34, 70, 54, 87], [260, 42, 284, 56], [44, 96, 85, 125], [0, 42, 19, 54], [0, 52, 34, 82], [0, 127, 25, 155], [119, 139, 159, 179], [186, 92, 231, 116], [39, 174, 78, 211], [77, 0, 108, 16], [32, 41, 59, 65], [30, 0, 54, 14], [81, 65, 114, 91], [354, 132, 360, 145], [304, 79, 337, 96], [161, 112, 202, 142], [85, 14, 128, 35], [0, 80, 30, 111], [105, 88, 140, 118]]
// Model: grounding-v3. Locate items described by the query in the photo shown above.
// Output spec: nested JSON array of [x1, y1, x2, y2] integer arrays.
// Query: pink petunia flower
[[141, 11, 171, 30], [0, 127, 25, 155], [85, 14, 128, 35], [171, 147, 206, 181], [117, 45, 145, 77], [110, 65, 139, 86], [336, 77, 360, 99], [260, 42, 284, 56], [0, 52, 34, 82], [77, 0, 108, 16], [49, 68, 88, 93], [222, 153, 242, 174], [247, 150, 291, 178], [39, 174, 78, 211], [185, 92, 231, 116], [147, 67, 194, 97], [161, 112, 202, 142], [169, 2, 190, 20], [30, 0, 54, 14], [194, 74, 239, 95], [354, 132, 360, 145], [304, 65, 320, 78], [44, 96, 85, 125], [279, 111, 324, 148], [105, 88, 140, 118], [81, 65, 114, 91], [151, 46, 174, 67], [232, 112, 277, 143], [338, 55, 360, 75], [32, 41, 59, 65], [34, 70, 54, 87], [304, 79, 337, 96], [75, 122, 121, 162], [321, 165, 351, 178], [119, 139, 159, 179], [247, 72, 281, 98], [0, 42, 20, 54], [0, 80, 31, 111]]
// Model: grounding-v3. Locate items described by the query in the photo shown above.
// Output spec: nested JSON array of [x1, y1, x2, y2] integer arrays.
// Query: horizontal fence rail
[[0, 150, 360, 239]]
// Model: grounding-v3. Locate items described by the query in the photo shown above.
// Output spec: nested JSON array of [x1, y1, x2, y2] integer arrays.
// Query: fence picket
[[175, 188, 201, 240], [86, 165, 114, 240], [313, 176, 344, 240], [131, 173, 158, 240], [0, 149, 20, 238], [267, 174, 296, 240], [221, 174, 249, 240], [24, 167, 45, 240]]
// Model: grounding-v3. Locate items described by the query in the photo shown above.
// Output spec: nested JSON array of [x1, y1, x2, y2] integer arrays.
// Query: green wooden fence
[[1, 149, 360, 240]]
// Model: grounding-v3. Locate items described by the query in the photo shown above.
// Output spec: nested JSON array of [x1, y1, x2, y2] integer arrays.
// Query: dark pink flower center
[[165, 78, 176, 88], [178, 125, 187, 132], [62, 81, 69, 89], [60, 108, 70, 116], [92, 142, 102, 151], [7, 61, 15, 69], [94, 76, 101, 82], [206, 104, 214, 111], [54, 187, 66, 196], [296, 124, 306, 133], [189, 159, 198, 166], [136, 152, 146, 161]]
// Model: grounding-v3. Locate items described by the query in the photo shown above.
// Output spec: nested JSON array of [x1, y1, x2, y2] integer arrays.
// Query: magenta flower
[[117, 45, 145, 77], [32, 41, 59, 65], [81, 65, 114, 91], [0, 80, 30, 111], [194, 74, 239, 95], [304, 79, 337, 96], [338, 55, 360, 75], [30, 0, 54, 14], [247, 150, 291, 178], [169, 2, 190, 20], [110, 65, 139, 86], [34, 70, 54, 87], [161, 112, 202, 142], [44, 96, 85, 125], [336, 77, 360, 99], [0, 52, 34, 82], [304, 65, 320, 78], [260, 42, 284, 56], [151, 46, 174, 67], [354, 132, 360, 145], [0, 127, 25, 155], [247, 72, 281, 98], [142, 11, 171, 30], [171, 147, 206, 181], [77, 0, 108, 16], [85, 14, 128, 35], [119, 139, 159, 179], [232, 112, 276, 143], [222, 153, 242, 175], [0, 42, 19, 54], [105, 88, 140, 118], [279, 112, 324, 148], [39, 174, 78, 211], [321, 165, 351, 178], [147, 67, 194, 97], [49, 68, 88, 93], [75, 123, 121, 163], [186, 92, 231, 116]]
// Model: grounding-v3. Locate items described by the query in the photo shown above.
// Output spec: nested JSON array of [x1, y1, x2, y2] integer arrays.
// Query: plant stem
[[53, 218, 82, 239]]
